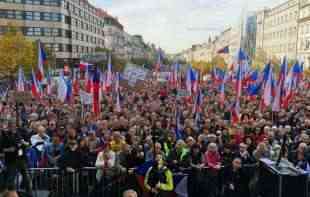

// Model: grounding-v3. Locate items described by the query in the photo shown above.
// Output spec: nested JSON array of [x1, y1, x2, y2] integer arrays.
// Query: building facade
[[255, 9, 268, 55], [260, 0, 299, 60], [0, 0, 108, 64], [244, 13, 257, 59], [298, 0, 310, 66]]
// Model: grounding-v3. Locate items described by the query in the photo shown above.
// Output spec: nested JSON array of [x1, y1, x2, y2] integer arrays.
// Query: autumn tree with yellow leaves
[[0, 25, 35, 78]]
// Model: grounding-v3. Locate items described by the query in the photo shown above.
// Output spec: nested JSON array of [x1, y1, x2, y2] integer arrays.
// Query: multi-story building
[[255, 9, 268, 55], [261, 0, 299, 60], [191, 38, 213, 62], [298, 0, 310, 66], [229, 26, 242, 61], [244, 13, 257, 59], [0, 0, 107, 65], [102, 11, 125, 56]]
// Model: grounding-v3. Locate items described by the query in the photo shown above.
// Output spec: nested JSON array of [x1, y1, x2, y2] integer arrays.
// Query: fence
[[0, 167, 137, 197], [0, 164, 261, 197]]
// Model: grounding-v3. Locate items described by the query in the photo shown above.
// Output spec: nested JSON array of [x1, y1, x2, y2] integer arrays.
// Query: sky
[[89, 0, 285, 54]]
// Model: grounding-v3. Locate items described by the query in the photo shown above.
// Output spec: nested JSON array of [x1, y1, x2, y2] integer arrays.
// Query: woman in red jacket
[[204, 142, 221, 170]]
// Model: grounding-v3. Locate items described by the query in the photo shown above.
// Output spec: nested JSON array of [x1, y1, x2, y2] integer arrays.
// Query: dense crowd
[[0, 76, 310, 197]]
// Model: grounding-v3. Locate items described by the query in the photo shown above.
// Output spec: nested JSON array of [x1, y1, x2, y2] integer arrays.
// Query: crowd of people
[[0, 71, 310, 197]]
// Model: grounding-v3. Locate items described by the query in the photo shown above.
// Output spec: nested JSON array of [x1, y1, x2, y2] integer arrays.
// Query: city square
[[0, 0, 310, 197]]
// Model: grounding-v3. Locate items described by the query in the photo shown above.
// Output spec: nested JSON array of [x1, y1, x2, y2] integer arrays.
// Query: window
[[53, 43, 60, 51], [33, 0, 40, 5], [25, 0, 33, 4], [51, 13, 60, 21], [15, 11, 23, 19], [34, 27, 41, 36], [0, 26, 7, 34], [0, 10, 6, 18], [43, 12, 51, 20], [65, 30, 71, 38], [43, 28, 51, 36], [26, 27, 34, 36], [65, 16, 71, 25], [7, 10, 14, 19], [25, 11, 32, 20], [33, 12, 40, 20], [52, 28, 59, 36], [72, 45, 77, 53]]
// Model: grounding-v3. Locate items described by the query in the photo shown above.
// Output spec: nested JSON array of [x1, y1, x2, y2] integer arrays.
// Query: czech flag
[[36, 41, 46, 81], [31, 69, 41, 99]]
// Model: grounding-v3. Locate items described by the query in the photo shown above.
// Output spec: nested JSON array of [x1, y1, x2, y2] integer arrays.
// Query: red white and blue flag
[[231, 55, 243, 124], [272, 57, 287, 112], [186, 67, 198, 96], [36, 41, 46, 81], [85, 65, 92, 93], [262, 65, 274, 108], [31, 68, 41, 98]]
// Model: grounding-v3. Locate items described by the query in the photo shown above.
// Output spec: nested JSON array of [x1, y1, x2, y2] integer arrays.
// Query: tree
[[305, 67, 310, 77], [0, 25, 35, 78], [252, 49, 267, 70], [211, 55, 226, 70]]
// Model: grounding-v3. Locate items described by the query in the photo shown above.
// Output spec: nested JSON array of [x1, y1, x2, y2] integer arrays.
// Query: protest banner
[[122, 63, 149, 87]]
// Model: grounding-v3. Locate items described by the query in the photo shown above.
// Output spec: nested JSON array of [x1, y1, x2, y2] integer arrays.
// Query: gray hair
[[123, 189, 138, 197]]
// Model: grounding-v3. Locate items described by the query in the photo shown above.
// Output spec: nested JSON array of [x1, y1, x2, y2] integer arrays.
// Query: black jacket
[[59, 148, 82, 170], [222, 166, 250, 197]]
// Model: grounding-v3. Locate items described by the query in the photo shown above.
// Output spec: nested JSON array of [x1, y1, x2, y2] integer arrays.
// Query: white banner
[[57, 77, 67, 102], [123, 64, 149, 86]]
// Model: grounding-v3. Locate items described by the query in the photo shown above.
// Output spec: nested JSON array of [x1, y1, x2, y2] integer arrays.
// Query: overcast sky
[[89, 0, 285, 54]]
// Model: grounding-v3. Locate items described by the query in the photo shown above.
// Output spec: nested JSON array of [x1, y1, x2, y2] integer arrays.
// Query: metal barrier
[[11, 167, 133, 197], [0, 164, 260, 197]]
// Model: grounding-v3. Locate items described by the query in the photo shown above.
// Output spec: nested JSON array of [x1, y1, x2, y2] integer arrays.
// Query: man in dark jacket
[[0, 120, 32, 194], [59, 139, 82, 197], [222, 158, 250, 197]]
